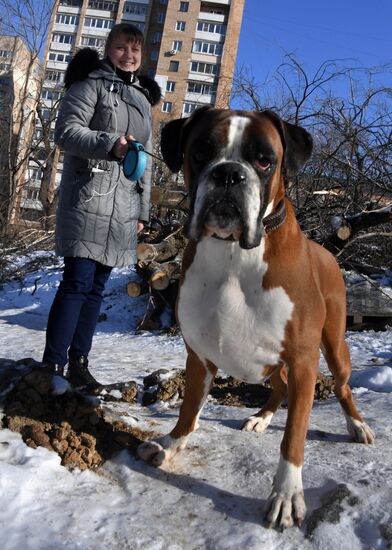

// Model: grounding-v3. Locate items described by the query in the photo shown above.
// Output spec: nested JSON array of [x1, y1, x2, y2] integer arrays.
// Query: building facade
[[0, 35, 40, 228], [20, 0, 244, 224]]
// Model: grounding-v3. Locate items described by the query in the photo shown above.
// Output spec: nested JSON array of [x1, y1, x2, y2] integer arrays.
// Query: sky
[[235, 0, 392, 99]]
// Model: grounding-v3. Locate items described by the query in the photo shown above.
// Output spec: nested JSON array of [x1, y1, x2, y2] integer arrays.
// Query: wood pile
[[129, 188, 188, 330]]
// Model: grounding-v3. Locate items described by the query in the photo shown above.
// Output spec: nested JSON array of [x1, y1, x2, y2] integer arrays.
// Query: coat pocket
[[75, 169, 115, 215]]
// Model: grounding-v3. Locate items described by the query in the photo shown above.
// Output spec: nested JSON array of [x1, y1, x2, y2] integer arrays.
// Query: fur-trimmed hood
[[64, 47, 161, 106]]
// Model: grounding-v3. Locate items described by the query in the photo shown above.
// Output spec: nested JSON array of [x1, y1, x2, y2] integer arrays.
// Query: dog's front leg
[[138, 349, 217, 466], [265, 363, 317, 529]]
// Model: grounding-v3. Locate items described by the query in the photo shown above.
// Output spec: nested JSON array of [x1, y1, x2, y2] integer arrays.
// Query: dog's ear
[[161, 105, 213, 173], [262, 110, 313, 176]]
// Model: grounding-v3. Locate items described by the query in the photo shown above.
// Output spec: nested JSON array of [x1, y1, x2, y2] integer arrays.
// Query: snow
[[0, 256, 391, 549]]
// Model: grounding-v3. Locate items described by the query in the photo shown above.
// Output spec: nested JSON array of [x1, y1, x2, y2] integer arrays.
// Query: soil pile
[[1, 360, 155, 470]]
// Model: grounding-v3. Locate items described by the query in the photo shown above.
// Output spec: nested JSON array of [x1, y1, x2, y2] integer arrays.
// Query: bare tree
[[0, 0, 56, 233], [232, 55, 392, 272]]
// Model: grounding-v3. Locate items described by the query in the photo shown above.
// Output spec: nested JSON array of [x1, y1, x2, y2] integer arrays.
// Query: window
[[157, 12, 165, 23], [84, 17, 114, 29], [52, 33, 74, 44], [166, 81, 176, 92], [160, 0, 168, 4], [41, 108, 53, 121], [150, 50, 159, 61], [183, 102, 199, 115], [190, 61, 219, 75], [41, 88, 62, 101], [48, 52, 72, 63], [152, 31, 162, 44], [33, 128, 43, 140], [162, 101, 172, 113], [192, 40, 223, 56], [59, 0, 82, 6], [197, 21, 226, 35], [89, 1, 117, 10], [187, 81, 216, 95], [55, 14, 79, 25], [176, 21, 186, 31], [147, 68, 155, 79], [0, 50, 13, 58], [28, 168, 43, 181], [172, 40, 182, 52], [123, 2, 147, 15], [179, 1, 189, 11], [45, 69, 64, 83], [81, 36, 106, 49], [169, 61, 179, 72]]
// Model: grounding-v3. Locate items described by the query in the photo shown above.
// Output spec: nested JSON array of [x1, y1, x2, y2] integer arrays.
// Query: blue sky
[[235, 0, 392, 94]]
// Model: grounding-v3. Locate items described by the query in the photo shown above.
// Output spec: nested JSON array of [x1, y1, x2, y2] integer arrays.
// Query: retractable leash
[[122, 140, 163, 181]]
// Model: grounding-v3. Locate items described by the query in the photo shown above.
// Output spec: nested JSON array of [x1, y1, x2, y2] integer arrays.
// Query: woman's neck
[[106, 58, 136, 84]]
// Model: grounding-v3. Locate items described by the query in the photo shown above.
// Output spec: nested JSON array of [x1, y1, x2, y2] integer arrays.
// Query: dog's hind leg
[[241, 368, 287, 432], [138, 349, 217, 466], [322, 312, 374, 444]]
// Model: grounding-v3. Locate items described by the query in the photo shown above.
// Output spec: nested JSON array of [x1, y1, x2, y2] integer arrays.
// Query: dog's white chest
[[178, 239, 294, 383]]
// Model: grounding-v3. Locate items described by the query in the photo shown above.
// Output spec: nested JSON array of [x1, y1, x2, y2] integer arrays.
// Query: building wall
[[0, 35, 39, 227], [19, 0, 244, 224]]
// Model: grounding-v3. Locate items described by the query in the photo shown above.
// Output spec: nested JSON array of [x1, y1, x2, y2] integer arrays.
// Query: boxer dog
[[138, 107, 374, 529]]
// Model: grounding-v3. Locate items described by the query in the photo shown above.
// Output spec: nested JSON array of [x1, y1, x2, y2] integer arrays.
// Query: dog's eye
[[256, 156, 271, 171]]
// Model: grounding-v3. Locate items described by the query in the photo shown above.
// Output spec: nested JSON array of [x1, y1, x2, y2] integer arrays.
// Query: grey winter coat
[[54, 57, 159, 267]]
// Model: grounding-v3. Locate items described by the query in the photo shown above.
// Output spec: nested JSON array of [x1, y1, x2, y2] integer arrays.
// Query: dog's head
[[161, 107, 312, 249]]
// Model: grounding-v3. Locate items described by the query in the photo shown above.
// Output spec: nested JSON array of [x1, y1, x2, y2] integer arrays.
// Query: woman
[[42, 23, 161, 388]]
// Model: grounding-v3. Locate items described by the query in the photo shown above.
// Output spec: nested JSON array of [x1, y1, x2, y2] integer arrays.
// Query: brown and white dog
[[138, 107, 374, 528]]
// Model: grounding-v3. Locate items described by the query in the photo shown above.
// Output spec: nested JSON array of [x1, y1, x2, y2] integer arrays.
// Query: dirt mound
[[1, 359, 335, 471], [142, 369, 335, 407], [1, 361, 156, 471]]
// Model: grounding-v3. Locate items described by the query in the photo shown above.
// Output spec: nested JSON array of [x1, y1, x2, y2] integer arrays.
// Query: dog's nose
[[211, 162, 246, 187]]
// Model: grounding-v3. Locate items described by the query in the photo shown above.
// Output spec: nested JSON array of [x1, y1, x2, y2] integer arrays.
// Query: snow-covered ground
[[0, 257, 391, 550]]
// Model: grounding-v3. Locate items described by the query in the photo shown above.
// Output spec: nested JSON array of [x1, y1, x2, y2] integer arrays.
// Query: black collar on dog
[[211, 199, 287, 242], [263, 199, 287, 234]]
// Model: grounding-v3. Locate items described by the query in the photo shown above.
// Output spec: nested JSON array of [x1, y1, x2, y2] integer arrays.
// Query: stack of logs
[[127, 186, 189, 331]]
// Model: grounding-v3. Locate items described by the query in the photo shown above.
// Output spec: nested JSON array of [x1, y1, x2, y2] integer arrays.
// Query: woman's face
[[107, 34, 142, 72]]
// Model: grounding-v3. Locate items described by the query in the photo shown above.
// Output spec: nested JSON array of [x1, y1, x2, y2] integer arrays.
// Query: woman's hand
[[137, 221, 144, 234], [112, 134, 136, 159]]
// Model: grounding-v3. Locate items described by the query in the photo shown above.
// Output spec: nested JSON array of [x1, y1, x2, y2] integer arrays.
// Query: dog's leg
[[138, 349, 217, 466], [322, 320, 374, 444], [265, 362, 317, 529], [241, 368, 287, 433]]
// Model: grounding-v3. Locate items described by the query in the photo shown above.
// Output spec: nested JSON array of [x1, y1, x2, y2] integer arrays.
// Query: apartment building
[[144, 0, 244, 124], [0, 35, 40, 228], [20, 0, 244, 224]]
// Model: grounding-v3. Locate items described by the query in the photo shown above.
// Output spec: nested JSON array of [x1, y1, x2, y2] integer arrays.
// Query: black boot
[[67, 356, 103, 390], [42, 362, 65, 377]]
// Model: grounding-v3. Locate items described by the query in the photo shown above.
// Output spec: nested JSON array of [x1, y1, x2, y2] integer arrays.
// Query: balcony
[[198, 12, 226, 23]]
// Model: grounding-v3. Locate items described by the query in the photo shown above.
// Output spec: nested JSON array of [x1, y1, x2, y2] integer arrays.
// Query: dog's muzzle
[[187, 161, 265, 248]]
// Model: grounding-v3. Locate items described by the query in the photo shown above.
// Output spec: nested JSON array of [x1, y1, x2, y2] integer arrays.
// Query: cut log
[[151, 186, 189, 211], [126, 280, 149, 297], [137, 238, 179, 262], [336, 222, 352, 241], [148, 260, 181, 290], [329, 204, 392, 247]]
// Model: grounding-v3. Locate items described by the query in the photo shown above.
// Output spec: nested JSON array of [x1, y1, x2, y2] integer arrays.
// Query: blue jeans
[[43, 257, 112, 367]]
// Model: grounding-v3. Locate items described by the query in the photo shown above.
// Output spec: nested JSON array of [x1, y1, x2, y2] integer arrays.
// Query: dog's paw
[[265, 455, 306, 529], [345, 417, 375, 444], [241, 413, 273, 433], [265, 490, 306, 529], [137, 435, 187, 466]]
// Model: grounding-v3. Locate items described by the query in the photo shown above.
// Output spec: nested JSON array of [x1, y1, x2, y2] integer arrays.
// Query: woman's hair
[[104, 23, 144, 56]]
